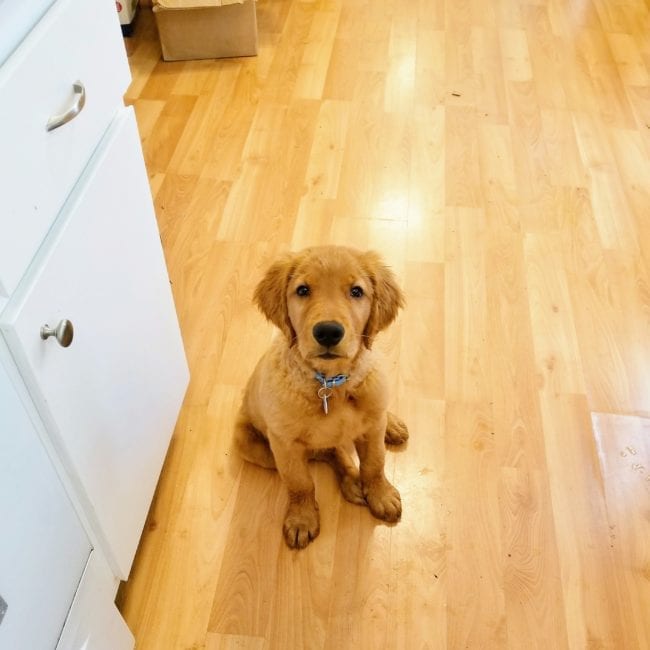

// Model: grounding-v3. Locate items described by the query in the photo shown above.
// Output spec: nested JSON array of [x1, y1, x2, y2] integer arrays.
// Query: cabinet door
[[0, 108, 189, 579], [0, 358, 91, 648]]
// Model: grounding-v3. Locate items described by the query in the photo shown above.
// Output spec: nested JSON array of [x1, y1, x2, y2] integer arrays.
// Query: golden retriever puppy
[[234, 245, 408, 549]]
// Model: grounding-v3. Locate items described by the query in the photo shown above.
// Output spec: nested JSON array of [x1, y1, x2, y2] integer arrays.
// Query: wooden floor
[[116, 2, 650, 648]]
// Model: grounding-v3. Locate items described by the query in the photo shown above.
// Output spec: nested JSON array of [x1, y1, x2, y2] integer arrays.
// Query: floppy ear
[[253, 254, 297, 342], [362, 251, 405, 349]]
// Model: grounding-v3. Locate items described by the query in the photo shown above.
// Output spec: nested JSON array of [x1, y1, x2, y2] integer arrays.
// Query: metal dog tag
[[317, 385, 333, 415]]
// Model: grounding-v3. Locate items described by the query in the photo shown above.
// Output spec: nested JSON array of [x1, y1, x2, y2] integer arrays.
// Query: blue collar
[[314, 372, 349, 389]]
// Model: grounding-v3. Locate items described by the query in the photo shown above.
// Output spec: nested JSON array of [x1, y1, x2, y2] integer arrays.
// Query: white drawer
[[0, 0, 131, 298], [0, 108, 189, 579], [0, 0, 56, 65], [57, 551, 134, 650]]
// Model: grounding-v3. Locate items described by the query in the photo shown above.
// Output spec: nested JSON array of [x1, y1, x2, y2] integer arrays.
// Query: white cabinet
[[0, 0, 189, 646], [56, 552, 135, 650], [1, 109, 189, 579], [0, 0, 131, 297]]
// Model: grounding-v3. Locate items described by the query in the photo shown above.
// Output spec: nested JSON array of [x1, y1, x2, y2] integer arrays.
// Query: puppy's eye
[[296, 284, 310, 297], [350, 286, 364, 298]]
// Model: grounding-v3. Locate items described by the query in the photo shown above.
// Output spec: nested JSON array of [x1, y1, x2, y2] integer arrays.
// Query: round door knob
[[40, 320, 74, 348]]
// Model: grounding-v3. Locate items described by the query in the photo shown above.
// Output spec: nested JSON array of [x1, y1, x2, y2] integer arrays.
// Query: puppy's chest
[[302, 393, 366, 448]]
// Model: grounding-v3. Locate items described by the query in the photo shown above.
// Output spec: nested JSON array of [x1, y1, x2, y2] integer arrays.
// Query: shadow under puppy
[[234, 245, 408, 549]]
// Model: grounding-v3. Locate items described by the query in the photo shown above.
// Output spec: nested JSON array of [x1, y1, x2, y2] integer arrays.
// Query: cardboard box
[[153, 0, 258, 61]]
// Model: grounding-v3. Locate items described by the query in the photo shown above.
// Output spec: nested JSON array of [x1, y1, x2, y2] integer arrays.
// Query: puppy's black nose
[[313, 321, 345, 347]]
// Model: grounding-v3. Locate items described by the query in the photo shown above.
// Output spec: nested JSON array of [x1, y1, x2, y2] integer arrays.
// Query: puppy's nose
[[313, 321, 345, 347]]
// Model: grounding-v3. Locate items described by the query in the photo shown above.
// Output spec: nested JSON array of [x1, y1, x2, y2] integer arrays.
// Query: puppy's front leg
[[355, 426, 402, 523], [270, 437, 320, 549]]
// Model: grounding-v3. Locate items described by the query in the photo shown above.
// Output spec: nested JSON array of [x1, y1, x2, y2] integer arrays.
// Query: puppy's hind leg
[[385, 411, 409, 446], [233, 411, 276, 469]]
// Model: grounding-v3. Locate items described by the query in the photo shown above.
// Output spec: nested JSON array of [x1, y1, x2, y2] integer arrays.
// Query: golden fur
[[234, 245, 408, 549]]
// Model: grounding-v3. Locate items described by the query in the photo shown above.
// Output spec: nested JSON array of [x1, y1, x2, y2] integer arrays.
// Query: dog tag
[[317, 386, 333, 415]]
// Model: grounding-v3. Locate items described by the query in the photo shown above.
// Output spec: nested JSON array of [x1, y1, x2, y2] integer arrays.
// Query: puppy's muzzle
[[312, 321, 345, 348]]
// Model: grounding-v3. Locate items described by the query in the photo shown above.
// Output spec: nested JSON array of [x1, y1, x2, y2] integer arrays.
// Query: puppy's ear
[[362, 251, 405, 349], [254, 254, 297, 342]]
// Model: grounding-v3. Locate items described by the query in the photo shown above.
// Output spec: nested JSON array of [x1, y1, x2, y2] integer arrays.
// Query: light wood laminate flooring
[[117, 2, 650, 648]]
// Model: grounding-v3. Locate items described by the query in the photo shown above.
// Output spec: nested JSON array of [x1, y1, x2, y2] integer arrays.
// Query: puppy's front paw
[[365, 480, 402, 523], [283, 502, 320, 549], [385, 412, 409, 446]]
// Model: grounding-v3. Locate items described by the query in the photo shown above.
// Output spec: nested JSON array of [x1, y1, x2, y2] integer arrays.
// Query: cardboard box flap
[[154, 0, 244, 9]]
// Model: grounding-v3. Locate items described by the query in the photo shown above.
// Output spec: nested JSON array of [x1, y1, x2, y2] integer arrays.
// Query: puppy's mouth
[[306, 349, 347, 364], [318, 352, 340, 360]]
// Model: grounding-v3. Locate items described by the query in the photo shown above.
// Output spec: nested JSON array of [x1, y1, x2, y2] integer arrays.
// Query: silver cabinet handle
[[40, 320, 74, 347], [46, 82, 86, 132]]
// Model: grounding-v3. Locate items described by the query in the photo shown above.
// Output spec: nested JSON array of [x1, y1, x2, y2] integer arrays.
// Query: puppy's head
[[254, 246, 404, 374]]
